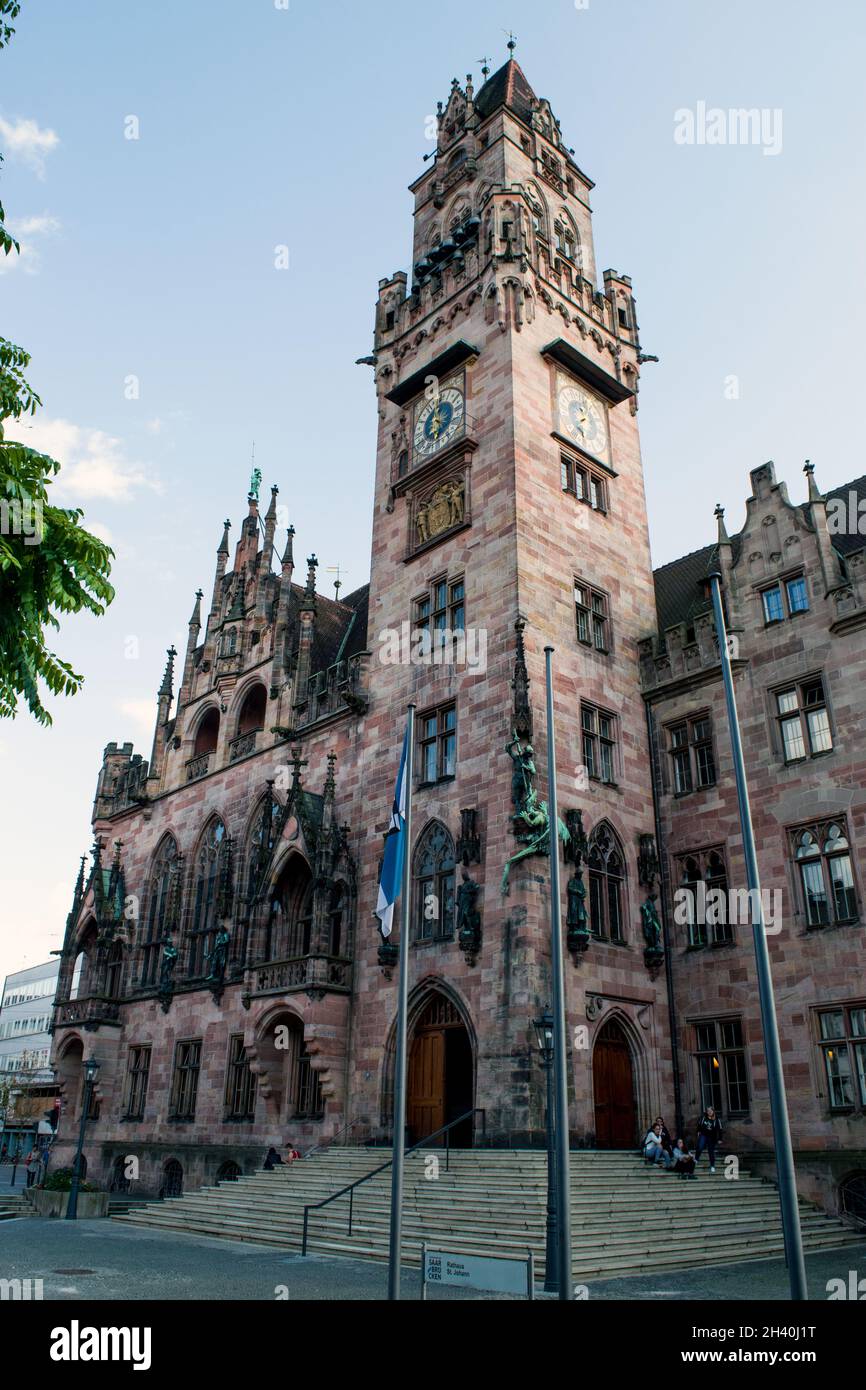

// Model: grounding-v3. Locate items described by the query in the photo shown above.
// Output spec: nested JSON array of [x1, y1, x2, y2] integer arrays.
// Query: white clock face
[[413, 384, 465, 461], [557, 380, 609, 463]]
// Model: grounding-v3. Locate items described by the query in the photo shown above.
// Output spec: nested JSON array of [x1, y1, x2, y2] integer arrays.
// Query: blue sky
[[1, 0, 865, 980]]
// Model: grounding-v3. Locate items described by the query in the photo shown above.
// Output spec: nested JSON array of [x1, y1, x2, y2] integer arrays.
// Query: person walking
[[695, 1106, 722, 1173]]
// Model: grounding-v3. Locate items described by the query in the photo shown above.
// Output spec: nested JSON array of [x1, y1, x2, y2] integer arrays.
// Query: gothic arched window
[[142, 835, 178, 986], [193, 707, 220, 758], [266, 855, 313, 961], [104, 940, 123, 1000], [587, 823, 626, 943], [413, 821, 455, 942], [188, 819, 227, 977]]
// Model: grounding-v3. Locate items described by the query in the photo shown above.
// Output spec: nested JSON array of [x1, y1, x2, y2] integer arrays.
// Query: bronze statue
[[641, 894, 663, 951], [158, 936, 178, 990], [205, 926, 230, 986]]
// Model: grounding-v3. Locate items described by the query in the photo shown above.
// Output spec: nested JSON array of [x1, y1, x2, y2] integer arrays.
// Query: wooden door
[[593, 1023, 636, 1148], [408, 1030, 445, 1144]]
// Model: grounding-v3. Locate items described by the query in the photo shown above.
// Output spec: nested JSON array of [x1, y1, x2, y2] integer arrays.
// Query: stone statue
[[159, 937, 178, 990], [456, 870, 481, 941], [641, 894, 663, 951], [205, 926, 230, 986], [446, 478, 465, 525], [506, 730, 535, 814], [416, 501, 430, 544], [566, 871, 588, 931]]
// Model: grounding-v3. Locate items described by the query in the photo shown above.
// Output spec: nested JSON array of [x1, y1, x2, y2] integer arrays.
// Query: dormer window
[[448, 146, 467, 169]]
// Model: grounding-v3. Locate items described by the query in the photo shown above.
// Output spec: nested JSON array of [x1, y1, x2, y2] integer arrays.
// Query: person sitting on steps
[[670, 1137, 697, 1178], [642, 1120, 668, 1167]]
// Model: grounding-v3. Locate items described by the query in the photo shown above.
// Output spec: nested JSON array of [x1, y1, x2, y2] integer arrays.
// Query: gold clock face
[[413, 384, 465, 461], [557, 378, 609, 464]]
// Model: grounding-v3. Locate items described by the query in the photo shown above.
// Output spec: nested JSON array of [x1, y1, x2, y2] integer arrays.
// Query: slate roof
[[474, 59, 538, 128], [652, 475, 866, 636]]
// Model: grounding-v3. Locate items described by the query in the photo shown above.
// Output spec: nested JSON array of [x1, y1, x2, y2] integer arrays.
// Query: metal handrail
[[840, 1183, 866, 1229], [301, 1107, 486, 1255], [303, 1118, 366, 1160]]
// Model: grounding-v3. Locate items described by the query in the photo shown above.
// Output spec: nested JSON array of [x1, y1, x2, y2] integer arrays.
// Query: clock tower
[[357, 55, 673, 1146]]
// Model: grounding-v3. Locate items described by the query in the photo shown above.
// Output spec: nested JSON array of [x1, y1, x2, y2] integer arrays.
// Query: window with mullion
[[668, 714, 716, 794], [817, 1006, 866, 1110], [694, 1017, 749, 1116], [225, 1034, 256, 1121], [124, 1045, 151, 1121], [776, 677, 832, 763], [169, 1040, 201, 1120], [574, 579, 610, 652], [419, 704, 456, 784], [413, 576, 465, 655], [582, 703, 617, 784], [792, 820, 858, 927]]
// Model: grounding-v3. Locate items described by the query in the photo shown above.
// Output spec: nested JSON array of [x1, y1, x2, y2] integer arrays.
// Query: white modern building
[[0, 959, 59, 1158]]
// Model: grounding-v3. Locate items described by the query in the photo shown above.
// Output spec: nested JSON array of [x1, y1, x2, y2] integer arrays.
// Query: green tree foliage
[[1, 0, 115, 724]]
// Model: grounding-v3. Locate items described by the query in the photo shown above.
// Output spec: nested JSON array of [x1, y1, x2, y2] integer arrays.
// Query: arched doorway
[[592, 1017, 637, 1148], [407, 992, 473, 1146]]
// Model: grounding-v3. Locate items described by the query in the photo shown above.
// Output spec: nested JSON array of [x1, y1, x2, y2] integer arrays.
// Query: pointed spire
[[512, 617, 532, 739], [67, 853, 88, 929], [804, 460, 821, 501], [217, 519, 231, 556], [714, 503, 730, 545], [281, 524, 295, 570], [303, 554, 318, 607], [189, 589, 203, 630], [158, 645, 177, 698], [324, 750, 337, 803], [265, 484, 278, 524]]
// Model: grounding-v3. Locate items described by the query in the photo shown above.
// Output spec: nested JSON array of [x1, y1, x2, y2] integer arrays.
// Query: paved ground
[[0, 1215, 864, 1300]]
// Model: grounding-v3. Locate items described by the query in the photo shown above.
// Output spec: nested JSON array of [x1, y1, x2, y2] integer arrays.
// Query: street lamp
[[66, 1057, 99, 1221], [533, 1007, 558, 1293]]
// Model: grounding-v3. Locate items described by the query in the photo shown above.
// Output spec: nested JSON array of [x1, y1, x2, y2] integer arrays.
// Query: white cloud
[[4, 416, 162, 502], [0, 114, 60, 176], [0, 212, 61, 275], [118, 699, 156, 735]]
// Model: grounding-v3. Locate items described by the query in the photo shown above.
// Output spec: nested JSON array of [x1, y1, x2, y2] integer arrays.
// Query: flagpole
[[544, 647, 572, 1300], [708, 573, 807, 1300], [387, 702, 415, 1300]]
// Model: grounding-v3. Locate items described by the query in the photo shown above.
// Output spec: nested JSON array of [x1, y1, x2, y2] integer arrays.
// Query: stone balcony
[[228, 729, 258, 763], [53, 996, 121, 1030], [186, 751, 211, 782], [249, 954, 352, 998]]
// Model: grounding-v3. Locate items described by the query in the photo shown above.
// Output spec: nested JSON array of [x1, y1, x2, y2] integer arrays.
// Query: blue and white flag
[[375, 726, 409, 939]]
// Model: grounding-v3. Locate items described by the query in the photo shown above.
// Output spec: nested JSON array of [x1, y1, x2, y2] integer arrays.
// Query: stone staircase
[[113, 1148, 862, 1279], [0, 1191, 31, 1220]]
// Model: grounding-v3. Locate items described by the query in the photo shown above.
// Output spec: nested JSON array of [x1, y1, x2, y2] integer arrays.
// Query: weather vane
[[504, 30, 517, 55], [478, 55, 491, 79], [326, 564, 345, 600]]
